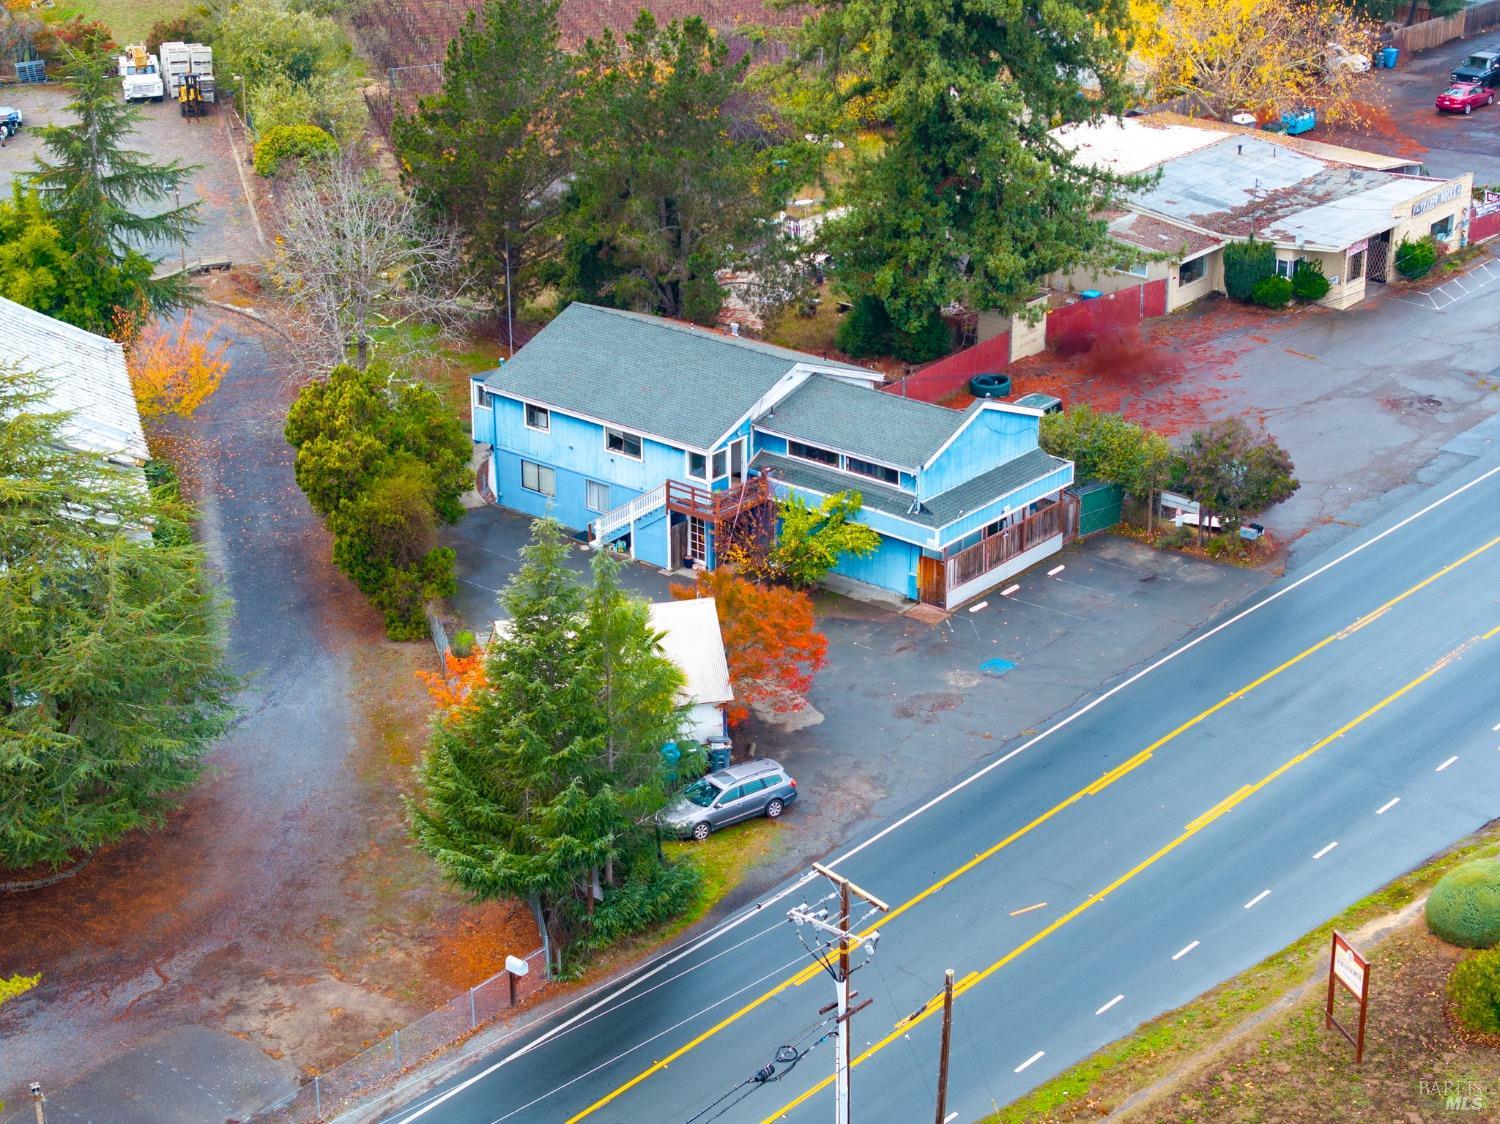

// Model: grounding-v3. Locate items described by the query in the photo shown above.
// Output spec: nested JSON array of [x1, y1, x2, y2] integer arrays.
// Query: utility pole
[[934, 969, 954, 1124], [787, 862, 889, 1124]]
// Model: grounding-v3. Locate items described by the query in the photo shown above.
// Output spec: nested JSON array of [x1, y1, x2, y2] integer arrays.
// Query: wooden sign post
[[1325, 930, 1371, 1063]]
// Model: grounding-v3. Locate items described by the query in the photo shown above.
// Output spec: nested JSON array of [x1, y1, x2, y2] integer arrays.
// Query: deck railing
[[944, 494, 1079, 590], [590, 482, 667, 544]]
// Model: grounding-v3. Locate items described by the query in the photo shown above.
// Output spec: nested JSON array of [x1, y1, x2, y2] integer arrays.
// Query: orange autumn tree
[[120, 309, 230, 421], [671, 568, 827, 726], [416, 647, 487, 719]]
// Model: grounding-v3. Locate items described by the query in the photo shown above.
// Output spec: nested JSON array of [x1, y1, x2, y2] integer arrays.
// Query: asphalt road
[[374, 449, 1500, 1124]]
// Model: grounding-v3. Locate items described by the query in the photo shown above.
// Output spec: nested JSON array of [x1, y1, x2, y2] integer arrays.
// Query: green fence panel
[[1075, 481, 1123, 537]]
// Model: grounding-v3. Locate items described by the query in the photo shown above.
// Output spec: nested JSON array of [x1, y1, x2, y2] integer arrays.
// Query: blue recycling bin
[[1380, 46, 1399, 68], [1280, 108, 1316, 136]]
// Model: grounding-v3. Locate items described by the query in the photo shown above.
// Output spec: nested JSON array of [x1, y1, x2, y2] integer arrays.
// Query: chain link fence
[[249, 946, 548, 1123]]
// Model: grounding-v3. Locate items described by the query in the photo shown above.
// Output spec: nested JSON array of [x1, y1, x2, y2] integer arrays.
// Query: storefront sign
[[1411, 183, 1464, 217]]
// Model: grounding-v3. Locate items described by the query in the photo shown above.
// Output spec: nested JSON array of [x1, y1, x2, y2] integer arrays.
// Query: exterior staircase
[[588, 483, 667, 548]]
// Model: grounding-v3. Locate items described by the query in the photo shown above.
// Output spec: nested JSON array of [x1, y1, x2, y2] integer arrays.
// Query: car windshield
[[682, 779, 722, 808], [1464, 56, 1490, 67]]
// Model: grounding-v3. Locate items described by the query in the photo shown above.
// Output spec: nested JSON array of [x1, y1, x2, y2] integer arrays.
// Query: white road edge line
[[1172, 940, 1200, 961], [1015, 1051, 1046, 1073], [1376, 797, 1401, 815], [1047, 564, 1065, 576], [386, 463, 1500, 1124], [1244, 890, 1271, 909], [1436, 755, 1459, 772], [1095, 994, 1125, 1015], [1314, 841, 1339, 860], [1001, 584, 1021, 596]]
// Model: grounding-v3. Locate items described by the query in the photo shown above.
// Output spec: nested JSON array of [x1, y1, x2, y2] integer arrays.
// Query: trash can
[[1380, 46, 1398, 68], [661, 741, 682, 783], [707, 738, 732, 772]]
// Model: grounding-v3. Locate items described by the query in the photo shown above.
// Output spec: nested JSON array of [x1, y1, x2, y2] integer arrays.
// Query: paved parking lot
[[0, 82, 262, 268]]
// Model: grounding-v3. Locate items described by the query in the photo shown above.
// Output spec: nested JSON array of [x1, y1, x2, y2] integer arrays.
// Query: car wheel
[[692, 822, 711, 842], [765, 798, 785, 819]]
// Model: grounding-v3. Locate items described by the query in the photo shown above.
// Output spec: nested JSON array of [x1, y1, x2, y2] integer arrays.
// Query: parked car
[[1325, 43, 1371, 73], [0, 106, 22, 139], [1436, 82, 1494, 114], [1451, 50, 1500, 88], [656, 759, 798, 841]]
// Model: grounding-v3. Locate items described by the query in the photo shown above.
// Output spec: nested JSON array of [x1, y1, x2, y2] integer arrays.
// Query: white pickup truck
[[118, 45, 165, 102]]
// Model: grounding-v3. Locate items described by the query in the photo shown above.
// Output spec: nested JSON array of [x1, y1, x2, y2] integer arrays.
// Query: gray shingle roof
[[758, 376, 972, 470], [754, 446, 1069, 532], [481, 303, 877, 451]]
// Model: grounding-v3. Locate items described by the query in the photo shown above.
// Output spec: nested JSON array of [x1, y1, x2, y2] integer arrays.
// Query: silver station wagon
[[657, 759, 798, 841]]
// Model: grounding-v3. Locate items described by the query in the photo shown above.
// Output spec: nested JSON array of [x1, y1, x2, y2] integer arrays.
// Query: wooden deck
[[665, 473, 773, 522]]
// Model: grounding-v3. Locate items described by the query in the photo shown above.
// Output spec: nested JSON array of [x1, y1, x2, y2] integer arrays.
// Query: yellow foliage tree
[[0, 972, 39, 1006], [1134, 0, 1378, 121], [123, 311, 230, 421]]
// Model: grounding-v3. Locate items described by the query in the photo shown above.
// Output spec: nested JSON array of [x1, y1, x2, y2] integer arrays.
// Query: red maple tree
[[671, 569, 827, 727]]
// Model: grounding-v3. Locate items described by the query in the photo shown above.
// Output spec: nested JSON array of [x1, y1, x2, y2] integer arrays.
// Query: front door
[[918, 555, 946, 607], [1367, 231, 1391, 283], [729, 438, 746, 486]]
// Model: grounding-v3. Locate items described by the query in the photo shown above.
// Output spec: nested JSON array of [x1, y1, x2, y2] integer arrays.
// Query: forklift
[[178, 72, 208, 120]]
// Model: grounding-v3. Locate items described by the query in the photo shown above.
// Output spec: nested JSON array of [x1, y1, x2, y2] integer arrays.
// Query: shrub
[[1291, 261, 1331, 302], [1427, 859, 1500, 948], [889, 308, 953, 362], [1396, 235, 1438, 279], [252, 71, 368, 145], [1449, 948, 1500, 1035], [450, 629, 475, 658], [1158, 526, 1194, 549], [148, 11, 213, 48], [1204, 533, 1247, 559], [1223, 238, 1276, 300], [1250, 275, 1293, 309], [253, 123, 338, 177], [834, 294, 891, 358]]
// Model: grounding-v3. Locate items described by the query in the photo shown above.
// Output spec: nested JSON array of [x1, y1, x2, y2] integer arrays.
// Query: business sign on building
[[1325, 930, 1371, 1062], [1411, 182, 1464, 217]]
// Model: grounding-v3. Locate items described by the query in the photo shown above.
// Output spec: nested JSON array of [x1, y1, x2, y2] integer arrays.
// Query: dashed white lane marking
[[1095, 994, 1125, 1015], [1436, 755, 1459, 772], [1172, 940, 1200, 961], [1001, 584, 1021, 596], [1376, 797, 1401, 815], [1492, 721, 1500, 731], [1015, 1050, 1045, 1073], [1314, 841, 1339, 860], [1047, 564, 1065, 576], [968, 600, 989, 613], [1244, 890, 1271, 909]]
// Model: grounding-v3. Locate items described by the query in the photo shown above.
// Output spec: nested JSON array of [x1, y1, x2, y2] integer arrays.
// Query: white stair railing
[[589, 482, 667, 546]]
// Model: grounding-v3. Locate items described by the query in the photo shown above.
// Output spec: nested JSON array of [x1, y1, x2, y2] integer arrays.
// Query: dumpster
[[1280, 108, 1316, 135]]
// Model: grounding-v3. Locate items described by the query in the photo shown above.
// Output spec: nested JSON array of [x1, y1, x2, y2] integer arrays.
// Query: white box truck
[[118, 45, 165, 102]]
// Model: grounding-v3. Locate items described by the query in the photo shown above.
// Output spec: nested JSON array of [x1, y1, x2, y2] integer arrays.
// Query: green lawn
[[49, 0, 192, 45]]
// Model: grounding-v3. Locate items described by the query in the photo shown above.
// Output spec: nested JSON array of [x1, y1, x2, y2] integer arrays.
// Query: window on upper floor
[[788, 439, 839, 467], [687, 451, 709, 480], [845, 456, 900, 486], [524, 402, 550, 431], [711, 448, 729, 479], [586, 480, 610, 512], [605, 427, 642, 460], [521, 460, 556, 497]]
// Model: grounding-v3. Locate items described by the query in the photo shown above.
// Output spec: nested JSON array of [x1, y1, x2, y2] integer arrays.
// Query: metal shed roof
[[0, 295, 149, 465]]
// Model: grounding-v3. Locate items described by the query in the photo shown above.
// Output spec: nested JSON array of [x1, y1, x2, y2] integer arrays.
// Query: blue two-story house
[[470, 303, 1077, 610]]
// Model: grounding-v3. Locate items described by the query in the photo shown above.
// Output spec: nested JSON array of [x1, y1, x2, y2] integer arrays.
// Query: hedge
[[1449, 947, 1500, 1034], [1396, 235, 1438, 280], [1291, 261, 1331, 302], [1250, 275, 1293, 309], [252, 123, 338, 178], [1426, 858, 1500, 948], [1224, 238, 1276, 300]]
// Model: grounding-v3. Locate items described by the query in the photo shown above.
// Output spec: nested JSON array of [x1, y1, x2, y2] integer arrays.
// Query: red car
[[1436, 82, 1493, 113]]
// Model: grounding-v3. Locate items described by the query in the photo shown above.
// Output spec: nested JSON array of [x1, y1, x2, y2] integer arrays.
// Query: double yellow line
[[762, 621, 1499, 1120], [564, 536, 1498, 1123]]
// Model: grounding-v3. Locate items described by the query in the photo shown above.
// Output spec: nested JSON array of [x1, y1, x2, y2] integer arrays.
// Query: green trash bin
[[707, 739, 732, 771]]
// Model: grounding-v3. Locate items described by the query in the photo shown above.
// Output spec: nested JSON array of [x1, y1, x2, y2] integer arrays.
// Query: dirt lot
[[1134, 918, 1499, 1122], [0, 81, 264, 268]]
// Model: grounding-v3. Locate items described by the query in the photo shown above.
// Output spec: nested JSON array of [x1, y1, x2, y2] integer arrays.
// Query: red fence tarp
[[883, 330, 1010, 403], [1470, 205, 1500, 246], [1045, 280, 1167, 349]]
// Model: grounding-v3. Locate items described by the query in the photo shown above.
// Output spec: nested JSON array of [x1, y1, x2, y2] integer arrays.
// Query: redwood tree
[[671, 569, 828, 726]]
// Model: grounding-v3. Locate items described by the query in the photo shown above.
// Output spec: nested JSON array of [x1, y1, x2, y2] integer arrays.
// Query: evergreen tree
[[787, 0, 1143, 333], [410, 520, 691, 972], [392, 0, 571, 310], [0, 366, 237, 871], [563, 12, 803, 322], [29, 47, 200, 320]]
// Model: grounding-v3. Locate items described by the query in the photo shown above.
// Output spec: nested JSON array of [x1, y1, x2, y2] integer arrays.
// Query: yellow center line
[[562, 537, 1498, 1124], [762, 627, 1494, 1122]]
